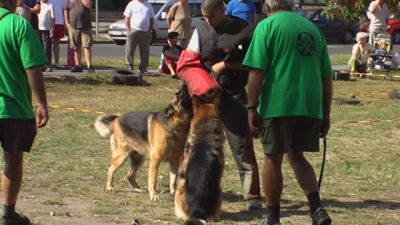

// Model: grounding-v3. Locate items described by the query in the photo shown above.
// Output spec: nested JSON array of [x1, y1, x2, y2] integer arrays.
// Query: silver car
[[108, 0, 203, 45]]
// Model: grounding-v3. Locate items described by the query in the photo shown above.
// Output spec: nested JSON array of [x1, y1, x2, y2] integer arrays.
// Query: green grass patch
[[4, 66, 400, 224]]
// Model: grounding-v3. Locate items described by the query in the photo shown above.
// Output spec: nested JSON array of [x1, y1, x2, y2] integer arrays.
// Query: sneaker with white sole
[[311, 207, 332, 225]]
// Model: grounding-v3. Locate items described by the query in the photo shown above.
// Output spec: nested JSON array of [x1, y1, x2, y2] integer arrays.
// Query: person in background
[[64, 0, 94, 73], [368, 0, 389, 45], [243, 0, 333, 224], [49, 0, 66, 69], [24, 0, 40, 30], [167, 0, 192, 49], [159, 31, 183, 77], [124, 0, 154, 75], [225, 0, 257, 25], [15, 0, 30, 21], [348, 32, 374, 73], [0, 0, 49, 224], [38, 0, 55, 72]]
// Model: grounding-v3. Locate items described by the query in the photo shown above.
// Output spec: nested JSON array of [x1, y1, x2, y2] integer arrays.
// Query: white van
[[108, 0, 203, 45]]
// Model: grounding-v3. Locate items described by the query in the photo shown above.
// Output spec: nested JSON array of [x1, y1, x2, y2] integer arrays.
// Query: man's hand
[[248, 109, 261, 134], [211, 61, 225, 74], [320, 116, 330, 137], [36, 105, 49, 128]]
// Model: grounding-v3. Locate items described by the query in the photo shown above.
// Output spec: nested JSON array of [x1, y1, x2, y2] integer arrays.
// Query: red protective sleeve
[[176, 50, 221, 98]]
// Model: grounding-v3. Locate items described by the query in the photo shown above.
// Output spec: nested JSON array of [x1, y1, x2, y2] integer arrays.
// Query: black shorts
[[0, 119, 36, 153], [260, 116, 321, 154]]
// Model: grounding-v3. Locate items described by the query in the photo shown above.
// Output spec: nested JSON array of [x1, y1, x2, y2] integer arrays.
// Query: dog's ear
[[212, 94, 222, 111], [163, 105, 176, 118]]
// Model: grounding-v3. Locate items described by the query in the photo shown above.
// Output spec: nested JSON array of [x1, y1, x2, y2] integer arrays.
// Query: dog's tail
[[185, 143, 223, 221], [94, 114, 118, 137]]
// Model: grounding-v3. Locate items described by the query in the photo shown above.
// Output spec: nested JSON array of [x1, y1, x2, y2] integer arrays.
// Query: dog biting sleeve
[[176, 50, 221, 98]]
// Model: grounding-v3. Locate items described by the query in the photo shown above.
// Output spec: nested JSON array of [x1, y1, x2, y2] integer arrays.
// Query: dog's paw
[[105, 186, 114, 192], [149, 193, 160, 201], [133, 188, 146, 193]]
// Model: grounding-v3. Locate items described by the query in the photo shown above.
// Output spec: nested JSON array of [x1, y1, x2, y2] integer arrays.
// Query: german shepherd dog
[[94, 84, 192, 201], [174, 95, 225, 224]]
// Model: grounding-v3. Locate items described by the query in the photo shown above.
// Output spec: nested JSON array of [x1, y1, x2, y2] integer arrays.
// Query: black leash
[[318, 135, 327, 190]]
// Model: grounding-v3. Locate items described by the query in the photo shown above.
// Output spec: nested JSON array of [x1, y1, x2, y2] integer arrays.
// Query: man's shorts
[[0, 119, 36, 153], [68, 27, 93, 49], [260, 116, 321, 154], [52, 24, 65, 40]]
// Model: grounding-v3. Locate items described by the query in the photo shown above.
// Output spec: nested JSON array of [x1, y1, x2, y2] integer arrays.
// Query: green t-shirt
[[0, 8, 48, 119], [243, 11, 333, 119]]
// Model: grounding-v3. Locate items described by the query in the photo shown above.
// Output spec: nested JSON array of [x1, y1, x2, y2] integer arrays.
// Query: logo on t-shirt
[[296, 32, 315, 57]]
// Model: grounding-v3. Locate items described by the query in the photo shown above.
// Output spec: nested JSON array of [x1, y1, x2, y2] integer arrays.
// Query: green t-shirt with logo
[[243, 11, 333, 119], [0, 8, 48, 119]]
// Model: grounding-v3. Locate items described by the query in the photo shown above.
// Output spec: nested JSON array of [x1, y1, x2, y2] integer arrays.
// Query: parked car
[[108, 0, 202, 45], [297, 8, 359, 44], [360, 15, 400, 44]]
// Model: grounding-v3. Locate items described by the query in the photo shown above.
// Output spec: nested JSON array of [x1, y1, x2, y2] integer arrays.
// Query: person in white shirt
[[49, 0, 66, 69], [124, 0, 155, 74], [38, 0, 55, 71], [368, 0, 389, 45]]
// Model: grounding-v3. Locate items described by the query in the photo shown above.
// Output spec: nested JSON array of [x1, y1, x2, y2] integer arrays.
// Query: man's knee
[[286, 151, 306, 165]]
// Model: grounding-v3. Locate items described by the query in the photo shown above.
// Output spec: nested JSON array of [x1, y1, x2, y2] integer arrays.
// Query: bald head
[[201, 0, 224, 13]]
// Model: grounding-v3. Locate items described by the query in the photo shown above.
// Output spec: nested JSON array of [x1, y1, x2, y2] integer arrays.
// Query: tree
[[324, 0, 399, 22]]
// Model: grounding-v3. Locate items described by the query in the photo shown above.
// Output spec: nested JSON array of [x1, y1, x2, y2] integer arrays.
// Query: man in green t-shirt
[[242, 0, 333, 225], [0, 0, 49, 224]]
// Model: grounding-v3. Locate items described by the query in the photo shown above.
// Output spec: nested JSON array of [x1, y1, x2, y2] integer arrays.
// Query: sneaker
[[248, 198, 262, 211], [311, 207, 332, 225], [70, 65, 83, 73], [1, 212, 31, 225], [54, 62, 65, 69], [87, 66, 95, 73]]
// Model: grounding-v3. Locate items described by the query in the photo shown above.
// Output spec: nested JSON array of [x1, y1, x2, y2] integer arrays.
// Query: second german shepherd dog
[[94, 84, 192, 201], [175, 95, 225, 224]]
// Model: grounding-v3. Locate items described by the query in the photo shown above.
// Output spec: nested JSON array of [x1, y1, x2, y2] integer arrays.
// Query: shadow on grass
[[324, 198, 400, 210], [44, 75, 153, 87], [268, 198, 400, 218]]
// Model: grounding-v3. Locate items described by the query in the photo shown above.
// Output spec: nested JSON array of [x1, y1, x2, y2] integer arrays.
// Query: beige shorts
[[68, 27, 93, 49]]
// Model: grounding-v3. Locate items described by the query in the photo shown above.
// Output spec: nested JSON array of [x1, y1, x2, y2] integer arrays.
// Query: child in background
[[38, 0, 55, 72], [158, 32, 183, 77], [15, 0, 31, 21], [374, 39, 391, 64]]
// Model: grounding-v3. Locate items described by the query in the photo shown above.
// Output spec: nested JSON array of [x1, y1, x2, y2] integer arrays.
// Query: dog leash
[[318, 135, 327, 191]]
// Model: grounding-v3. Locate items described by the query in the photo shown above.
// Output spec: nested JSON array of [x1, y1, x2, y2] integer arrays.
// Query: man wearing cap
[[178, 0, 263, 211]]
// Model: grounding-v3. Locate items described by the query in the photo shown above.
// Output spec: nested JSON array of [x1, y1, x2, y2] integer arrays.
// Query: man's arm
[[125, 16, 131, 33], [30, 2, 40, 14], [81, 0, 93, 9], [368, 0, 379, 14], [26, 66, 49, 128], [246, 69, 264, 133]]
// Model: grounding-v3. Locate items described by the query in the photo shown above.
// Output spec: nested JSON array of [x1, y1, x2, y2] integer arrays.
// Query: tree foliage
[[324, 0, 400, 22]]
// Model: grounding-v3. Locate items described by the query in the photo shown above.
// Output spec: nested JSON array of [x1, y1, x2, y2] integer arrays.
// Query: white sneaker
[[54, 62, 65, 69]]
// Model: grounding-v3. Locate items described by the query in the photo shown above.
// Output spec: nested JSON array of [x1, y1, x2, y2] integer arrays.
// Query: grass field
[[2, 55, 400, 225]]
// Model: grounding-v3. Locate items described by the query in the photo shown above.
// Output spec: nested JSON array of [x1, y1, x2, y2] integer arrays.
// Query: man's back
[[243, 11, 332, 119]]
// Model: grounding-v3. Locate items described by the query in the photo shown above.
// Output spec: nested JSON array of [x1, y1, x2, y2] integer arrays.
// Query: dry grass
[[1, 74, 399, 225]]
